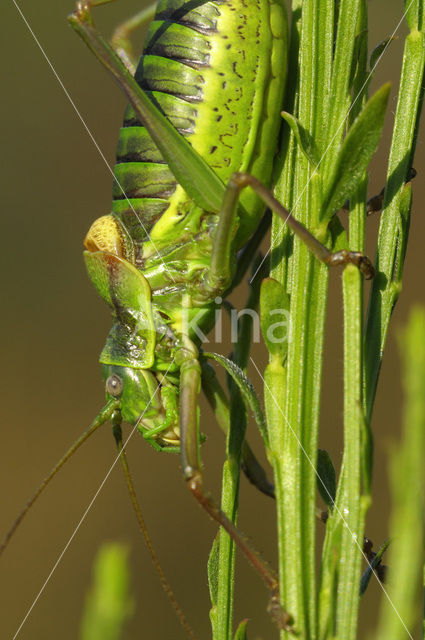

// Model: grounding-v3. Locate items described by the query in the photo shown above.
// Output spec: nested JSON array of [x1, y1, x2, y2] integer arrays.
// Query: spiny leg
[[207, 173, 376, 291], [176, 341, 294, 632], [112, 416, 197, 640], [0, 399, 119, 557]]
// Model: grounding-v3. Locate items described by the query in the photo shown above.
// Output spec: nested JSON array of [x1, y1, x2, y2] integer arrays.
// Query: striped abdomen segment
[[112, 0, 287, 256], [112, 0, 219, 249]]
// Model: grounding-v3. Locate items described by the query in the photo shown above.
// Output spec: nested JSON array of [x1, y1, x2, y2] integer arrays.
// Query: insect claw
[[358, 255, 376, 280], [267, 592, 296, 634], [327, 250, 375, 279]]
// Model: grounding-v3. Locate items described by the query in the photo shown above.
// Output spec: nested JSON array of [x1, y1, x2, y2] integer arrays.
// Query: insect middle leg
[[175, 340, 294, 632]]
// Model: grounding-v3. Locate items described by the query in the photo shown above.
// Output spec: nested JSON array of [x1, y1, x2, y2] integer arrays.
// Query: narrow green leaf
[[328, 215, 349, 251], [321, 83, 390, 221], [360, 538, 390, 596], [203, 352, 268, 447], [359, 398, 373, 497], [393, 182, 412, 282], [208, 533, 220, 635], [80, 544, 133, 640], [316, 449, 337, 510], [281, 112, 321, 167], [349, 29, 368, 89], [365, 27, 425, 420], [260, 278, 290, 359], [370, 36, 397, 70], [234, 619, 248, 640]]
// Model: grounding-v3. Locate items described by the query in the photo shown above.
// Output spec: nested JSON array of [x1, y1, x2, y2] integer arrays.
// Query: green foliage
[[203, 352, 269, 447], [80, 544, 133, 640], [281, 112, 321, 168], [260, 278, 290, 359], [267, 2, 425, 639], [71, 2, 425, 639], [208, 534, 220, 636], [374, 309, 425, 640], [316, 450, 337, 511], [360, 538, 390, 596], [320, 83, 390, 222], [234, 619, 248, 640]]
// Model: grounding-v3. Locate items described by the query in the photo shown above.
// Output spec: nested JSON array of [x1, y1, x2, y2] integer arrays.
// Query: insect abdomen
[[112, 0, 287, 256]]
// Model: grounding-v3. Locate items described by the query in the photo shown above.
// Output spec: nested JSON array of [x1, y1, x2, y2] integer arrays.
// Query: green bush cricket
[[2, 0, 380, 635]]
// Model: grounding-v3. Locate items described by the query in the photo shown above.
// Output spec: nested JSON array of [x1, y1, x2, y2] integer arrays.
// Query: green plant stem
[[374, 308, 425, 640], [364, 13, 425, 422], [323, 5, 371, 633], [338, 265, 369, 639], [213, 276, 262, 640], [268, 1, 336, 636], [80, 544, 133, 640], [323, 0, 361, 178], [318, 182, 371, 640]]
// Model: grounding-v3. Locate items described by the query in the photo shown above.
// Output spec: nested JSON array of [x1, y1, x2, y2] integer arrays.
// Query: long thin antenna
[[0, 399, 119, 557], [113, 423, 197, 640]]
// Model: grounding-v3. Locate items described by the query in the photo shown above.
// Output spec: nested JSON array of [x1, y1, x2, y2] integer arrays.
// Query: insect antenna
[[112, 421, 197, 640], [0, 398, 119, 557]]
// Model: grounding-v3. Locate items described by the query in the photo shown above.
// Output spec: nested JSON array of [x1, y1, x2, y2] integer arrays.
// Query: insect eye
[[105, 374, 123, 397]]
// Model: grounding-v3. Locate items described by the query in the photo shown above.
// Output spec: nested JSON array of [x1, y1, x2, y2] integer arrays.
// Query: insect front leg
[[175, 340, 294, 633]]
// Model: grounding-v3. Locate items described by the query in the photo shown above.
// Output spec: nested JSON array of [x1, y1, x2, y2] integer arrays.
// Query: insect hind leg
[[76, 0, 157, 73]]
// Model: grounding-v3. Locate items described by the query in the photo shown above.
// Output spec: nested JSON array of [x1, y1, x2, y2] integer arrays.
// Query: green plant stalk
[[323, 0, 361, 179], [318, 184, 371, 640], [80, 543, 133, 640], [263, 357, 289, 635], [337, 264, 369, 639], [267, 1, 337, 636], [365, 9, 425, 421], [319, 4, 372, 636], [271, 0, 302, 289], [213, 461, 238, 640], [213, 278, 262, 640], [374, 308, 425, 640]]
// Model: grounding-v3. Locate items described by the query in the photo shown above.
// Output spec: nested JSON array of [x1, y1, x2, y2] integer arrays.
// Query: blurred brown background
[[1, 1, 424, 638]]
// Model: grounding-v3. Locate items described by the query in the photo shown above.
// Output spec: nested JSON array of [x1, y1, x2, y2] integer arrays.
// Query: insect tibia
[[84, 214, 134, 261]]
